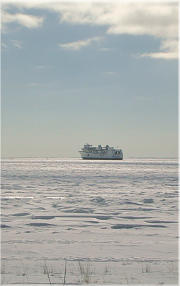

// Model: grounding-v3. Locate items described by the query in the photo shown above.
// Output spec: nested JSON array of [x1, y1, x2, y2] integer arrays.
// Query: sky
[[1, 0, 179, 158]]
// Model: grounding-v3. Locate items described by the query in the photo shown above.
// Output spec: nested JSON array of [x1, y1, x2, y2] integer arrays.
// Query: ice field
[[1, 158, 178, 284]]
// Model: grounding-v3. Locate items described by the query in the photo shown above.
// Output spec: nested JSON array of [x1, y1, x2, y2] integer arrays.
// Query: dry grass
[[2, 260, 177, 284], [142, 263, 151, 273], [43, 262, 52, 284], [78, 261, 94, 284], [63, 260, 67, 285]]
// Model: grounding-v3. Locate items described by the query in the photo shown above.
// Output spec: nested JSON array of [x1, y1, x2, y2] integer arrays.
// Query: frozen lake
[[1, 158, 178, 284]]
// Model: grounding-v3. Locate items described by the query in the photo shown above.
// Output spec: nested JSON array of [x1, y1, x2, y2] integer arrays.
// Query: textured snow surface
[[1, 158, 178, 284]]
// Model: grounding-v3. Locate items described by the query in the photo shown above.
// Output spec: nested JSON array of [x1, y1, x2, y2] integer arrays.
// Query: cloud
[[141, 52, 177, 60], [52, 2, 178, 59], [2, 11, 44, 29], [1, 39, 22, 49], [59, 36, 103, 50], [11, 40, 22, 49], [104, 71, 117, 76], [2, 1, 178, 59], [140, 38, 178, 60], [1, 42, 7, 49]]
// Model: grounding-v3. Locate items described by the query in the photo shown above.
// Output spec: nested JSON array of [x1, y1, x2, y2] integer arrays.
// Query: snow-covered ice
[[1, 158, 178, 284]]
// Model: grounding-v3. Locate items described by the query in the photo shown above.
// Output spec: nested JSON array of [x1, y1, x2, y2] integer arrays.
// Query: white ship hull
[[79, 144, 123, 160], [81, 156, 123, 160]]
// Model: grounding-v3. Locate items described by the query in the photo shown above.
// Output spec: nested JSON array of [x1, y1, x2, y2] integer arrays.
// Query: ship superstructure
[[79, 144, 123, 160]]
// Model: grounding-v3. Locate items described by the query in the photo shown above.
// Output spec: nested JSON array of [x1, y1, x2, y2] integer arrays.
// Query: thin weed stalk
[[78, 261, 92, 284], [43, 262, 52, 284], [63, 260, 67, 285]]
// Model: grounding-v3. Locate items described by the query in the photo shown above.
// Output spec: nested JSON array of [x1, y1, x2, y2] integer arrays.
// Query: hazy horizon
[[2, 0, 178, 158], [1, 155, 178, 159]]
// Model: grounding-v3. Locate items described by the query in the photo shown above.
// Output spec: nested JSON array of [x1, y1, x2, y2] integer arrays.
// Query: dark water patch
[[146, 224, 167, 228], [1, 184, 24, 190], [139, 208, 156, 211], [48, 215, 90, 218], [143, 198, 154, 203], [165, 183, 178, 187], [31, 215, 55, 220], [124, 201, 142, 206], [52, 203, 60, 208], [63, 208, 94, 214], [118, 207, 156, 211], [85, 220, 99, 224], [45, 214, 112, 220], [164, 192, 178, 198], [1, 184, 9, 190], [111, 223, 166, 229], [26, 223, 56, 227], [95, 215, 112, 220], [34, 207, 46, 210], [1, 224, 11, 228], [112, 224, 141, 229], [146, 233, 159, 236], [145, 220, 177, 224], [12, 212, 30, 216], [90, 196, 107, 205], [66, 199, 83, 204], [78, 224, 92, 228], [120, 216, 152, 220]]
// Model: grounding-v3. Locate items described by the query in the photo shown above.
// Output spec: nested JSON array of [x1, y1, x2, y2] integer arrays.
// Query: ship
[[79, 144, 123, 160]]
